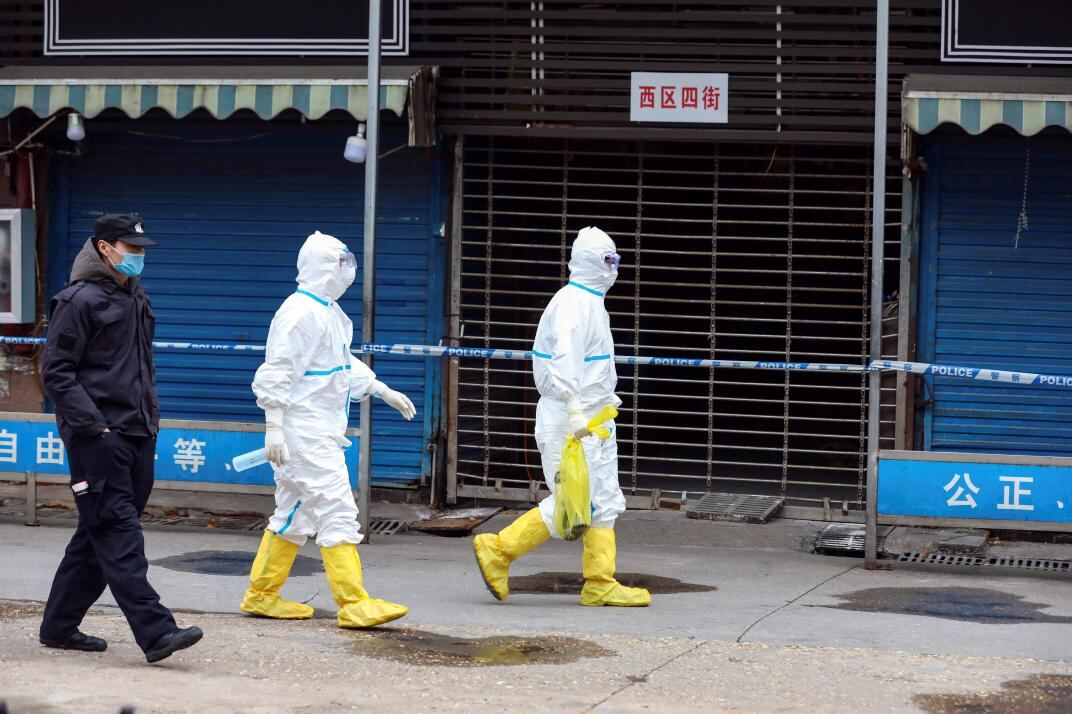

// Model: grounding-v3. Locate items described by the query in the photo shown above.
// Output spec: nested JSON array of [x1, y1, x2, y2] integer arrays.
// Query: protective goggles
[[338, 250, 357, 270], [604, 252, 621, 271]]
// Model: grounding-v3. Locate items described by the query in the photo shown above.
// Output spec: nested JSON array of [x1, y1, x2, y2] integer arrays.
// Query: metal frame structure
[[0, 208, 35, 324], [358, 0, 384, 542], [448, 136, 900, 512], [865, 0, 890, 565]]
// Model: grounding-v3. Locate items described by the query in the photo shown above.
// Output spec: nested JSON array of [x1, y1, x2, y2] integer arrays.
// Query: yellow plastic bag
[[553, 405, 619, 541]]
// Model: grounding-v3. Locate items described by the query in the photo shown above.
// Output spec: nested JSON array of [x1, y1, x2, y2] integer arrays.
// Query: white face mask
[[337, 250, 357, 290], [340, 264, 357, 290]]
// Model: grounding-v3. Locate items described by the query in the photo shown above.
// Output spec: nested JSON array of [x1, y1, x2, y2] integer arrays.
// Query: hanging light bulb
[[343, 122, 367, 163], [66, 112, 85, 142]]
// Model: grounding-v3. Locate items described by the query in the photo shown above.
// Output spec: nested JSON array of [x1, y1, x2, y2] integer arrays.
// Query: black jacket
[[42, 239, 159, 444]]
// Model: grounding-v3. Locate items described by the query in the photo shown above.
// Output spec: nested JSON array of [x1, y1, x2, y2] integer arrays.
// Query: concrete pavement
[[1, 516, 1070, 712]]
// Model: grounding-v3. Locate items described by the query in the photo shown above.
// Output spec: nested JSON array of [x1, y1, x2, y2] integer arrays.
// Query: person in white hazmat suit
[[473, 226, 651, 607], [240, 231, 417, 628]]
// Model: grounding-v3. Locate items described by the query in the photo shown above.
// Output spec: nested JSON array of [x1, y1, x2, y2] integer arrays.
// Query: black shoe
[[145, 626, 203, 663], [40, 631, 107, 652]]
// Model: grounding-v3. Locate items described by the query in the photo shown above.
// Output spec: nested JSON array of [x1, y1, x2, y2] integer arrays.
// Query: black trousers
[[40, 432, 176, 652]]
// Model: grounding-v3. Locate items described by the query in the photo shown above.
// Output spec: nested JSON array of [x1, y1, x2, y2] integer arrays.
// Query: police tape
[[2, 336, 1070, 388], [873, 360, 1072, 389], [358, 342, 869, 373]]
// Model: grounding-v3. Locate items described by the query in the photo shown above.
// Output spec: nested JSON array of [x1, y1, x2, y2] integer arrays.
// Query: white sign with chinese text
[[630, 72, 728, 124]]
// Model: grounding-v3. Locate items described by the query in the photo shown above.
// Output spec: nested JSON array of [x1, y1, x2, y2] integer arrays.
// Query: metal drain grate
[[3, 499, 408, 537], [367, 518, 408, 536], [814, 523, 867, 555], [140, 515, 187, 527], [988, 556, 1072, 573], [0, 499, 28, 517], [898, 552, 1072, 573], [142, 515, 267, 530], [35, 507, 76, 521], [898, 552, 984, 567], [686, 493, 784, 524]]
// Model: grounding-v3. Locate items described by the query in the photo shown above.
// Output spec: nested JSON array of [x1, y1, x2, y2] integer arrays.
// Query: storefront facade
[[0, 60, 446, 488], [1, 1, 1069, 511], [899, 76, 1072, 458]]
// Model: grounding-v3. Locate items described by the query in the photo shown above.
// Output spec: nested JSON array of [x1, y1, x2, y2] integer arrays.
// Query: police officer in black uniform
[[39, 214, 202, 664]]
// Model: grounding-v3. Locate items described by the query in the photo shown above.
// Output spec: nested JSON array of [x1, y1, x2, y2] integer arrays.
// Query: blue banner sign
[[0, 418, 359, 488], [878, 453, 1072, 524]]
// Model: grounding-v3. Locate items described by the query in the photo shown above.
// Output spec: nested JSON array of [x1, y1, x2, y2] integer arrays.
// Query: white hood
[[295, 231, 355, 302], [567, 226, 617, 295]]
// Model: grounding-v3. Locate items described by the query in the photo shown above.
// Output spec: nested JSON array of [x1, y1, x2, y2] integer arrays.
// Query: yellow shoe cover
[[473, 507, 550, 601], [240, 530, 314, 619], [338, 599, 409, 629], [321, 543, 408, 629], [580, 527, 652, 607]]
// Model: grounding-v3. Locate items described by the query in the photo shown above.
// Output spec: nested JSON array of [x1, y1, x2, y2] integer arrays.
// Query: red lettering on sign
[[703, 86, 721, 111], [682, 87, 698, 109], [660, 86, 676, 109], [639, 86, 655, 109]]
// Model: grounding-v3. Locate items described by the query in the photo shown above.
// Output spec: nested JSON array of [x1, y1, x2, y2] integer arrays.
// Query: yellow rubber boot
[[472, 507, 551, 601], [320, 543, 408, 628], [580, 528, 651, 607], [240, 530, 315, 619]]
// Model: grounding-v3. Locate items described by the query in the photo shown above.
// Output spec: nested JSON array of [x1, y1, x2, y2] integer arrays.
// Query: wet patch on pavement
[[0, 600, 44, 619], [820, 587, 1072, 625], [152, 550, 322, 576], [914, 674, 1072, 714], [510, 572, 715, 595], [348, 629, 612, 667]]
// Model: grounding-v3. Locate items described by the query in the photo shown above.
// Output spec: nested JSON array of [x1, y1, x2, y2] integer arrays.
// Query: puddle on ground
[[510, 572, 715, 595], [348, 629, 612, 667], [151, 550, 322, 576], [0, 600, 43, 619], [915, 674, 1072, 714], [821, 587, 1072, 625]]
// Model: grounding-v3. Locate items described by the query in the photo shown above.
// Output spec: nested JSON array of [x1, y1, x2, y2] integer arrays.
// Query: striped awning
[[903, 74, 1072, 137], [0, 66, 418, 121]]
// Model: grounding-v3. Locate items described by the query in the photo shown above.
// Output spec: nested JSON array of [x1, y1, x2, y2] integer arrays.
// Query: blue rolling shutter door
[[57, 126, 442, 484], [921, 144, 1072, 455]]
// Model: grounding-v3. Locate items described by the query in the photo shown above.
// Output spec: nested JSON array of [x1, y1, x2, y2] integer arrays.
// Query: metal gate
[[450, 136, 895, 511], [919, 140, 1072, 455], [49, 122, 445, 487]]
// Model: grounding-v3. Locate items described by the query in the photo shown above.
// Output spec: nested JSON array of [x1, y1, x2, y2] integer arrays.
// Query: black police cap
[[94, 214, 157, 247]]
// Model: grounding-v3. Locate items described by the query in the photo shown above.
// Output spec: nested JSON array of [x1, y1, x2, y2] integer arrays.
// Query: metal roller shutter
[[455, 136, 896, 509], [920, 141, 1072, 455], [49, 121, 446, 485]]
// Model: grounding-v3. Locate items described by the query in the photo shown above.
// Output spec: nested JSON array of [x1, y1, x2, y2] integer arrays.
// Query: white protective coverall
[[253, 231, 387, 547], [246, 231, 413, 627], [472, 226, 648, 608], [532, 226, 626, 535]]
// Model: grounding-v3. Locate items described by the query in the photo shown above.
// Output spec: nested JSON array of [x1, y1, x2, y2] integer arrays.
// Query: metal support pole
[[359, 0, 383, 544], [895, 172, 917, 450], [24, 471, 39, 526], [445, 136, 464, 505], [865, 0, 890, 568]]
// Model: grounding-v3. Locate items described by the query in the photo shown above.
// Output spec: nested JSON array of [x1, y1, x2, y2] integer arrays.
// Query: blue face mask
[[107, 245, 145, 278]]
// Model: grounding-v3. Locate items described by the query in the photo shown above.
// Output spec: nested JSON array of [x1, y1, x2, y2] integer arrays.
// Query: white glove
[[370, 380, 417, 421], [264, 408, 289, 466], [566, 398, 589, 440]]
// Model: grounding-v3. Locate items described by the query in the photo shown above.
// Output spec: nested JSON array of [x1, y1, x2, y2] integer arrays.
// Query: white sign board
[[630, 72, 728, 124]]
